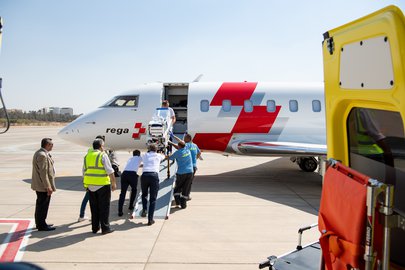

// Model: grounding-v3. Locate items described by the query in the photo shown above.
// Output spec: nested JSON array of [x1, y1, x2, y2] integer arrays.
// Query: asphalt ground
[[0, 126, 322, 269]]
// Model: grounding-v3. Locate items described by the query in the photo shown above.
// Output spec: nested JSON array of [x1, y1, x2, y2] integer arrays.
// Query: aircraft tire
[[298, 157, 318, 172]]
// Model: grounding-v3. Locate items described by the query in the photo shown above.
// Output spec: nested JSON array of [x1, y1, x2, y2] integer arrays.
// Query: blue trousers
[[79, 190, 89, 218]]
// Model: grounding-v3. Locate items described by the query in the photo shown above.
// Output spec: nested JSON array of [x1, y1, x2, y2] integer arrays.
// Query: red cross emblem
[[132, 122, 146, 139]]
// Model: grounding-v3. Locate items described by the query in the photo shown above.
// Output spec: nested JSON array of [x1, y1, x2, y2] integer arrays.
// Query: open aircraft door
[[323, 5, 405, 268]]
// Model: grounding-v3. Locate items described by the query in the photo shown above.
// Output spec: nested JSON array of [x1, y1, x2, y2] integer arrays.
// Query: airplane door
[[164, 83, 188, 134]]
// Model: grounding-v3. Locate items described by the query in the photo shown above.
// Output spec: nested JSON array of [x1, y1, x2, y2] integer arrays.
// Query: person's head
[[95, 135, 105, 142], [147, 143, 157, 152], [41, 138, 53, 151], [184, 134, 192, 143], [162, 100, 169, 108], [178, 141, 186, 149], [133, 150, 141, 156], [93, 138, 104, 151]]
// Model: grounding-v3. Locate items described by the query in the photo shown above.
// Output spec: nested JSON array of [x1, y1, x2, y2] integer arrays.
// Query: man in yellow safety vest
[[83, 138, 117, 234]]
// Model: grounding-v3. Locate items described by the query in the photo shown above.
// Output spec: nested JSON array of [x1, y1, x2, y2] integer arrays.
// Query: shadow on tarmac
[[24, 219, 146, 252], [190, 157, 322, 214], [22, 157, 321, 218], [23, 176, 85, 192], [24, 222, 95, 252]]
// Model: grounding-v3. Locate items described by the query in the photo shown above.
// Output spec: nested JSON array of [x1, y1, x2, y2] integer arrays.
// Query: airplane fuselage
[[59, 81, 326, 157]]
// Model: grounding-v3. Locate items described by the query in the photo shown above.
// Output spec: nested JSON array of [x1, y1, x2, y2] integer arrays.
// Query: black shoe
[[118, 212, 123, 217], [46, 223, 54, 227], [102, 228, 115, 235], [141, 209, 147, 217], [92, 228, 100, 234], [180, 198, 187, 209], [128, 206, 134, 211], [174, 195, 181, 206], [38, 226, 56, 231], [147, 220, 155, 226]]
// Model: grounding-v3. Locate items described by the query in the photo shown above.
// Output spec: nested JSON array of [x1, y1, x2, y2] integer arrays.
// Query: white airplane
[[58, 81, 326, 172]]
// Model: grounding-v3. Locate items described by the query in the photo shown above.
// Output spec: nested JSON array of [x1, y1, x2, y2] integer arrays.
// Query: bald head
[[178, 141, 186, 148]]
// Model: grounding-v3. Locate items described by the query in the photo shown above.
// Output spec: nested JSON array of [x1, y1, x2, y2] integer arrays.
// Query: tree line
[[0, 110, 79, 124]]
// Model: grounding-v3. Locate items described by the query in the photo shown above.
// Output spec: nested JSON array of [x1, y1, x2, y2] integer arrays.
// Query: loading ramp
[[131, 160, 177, 220]]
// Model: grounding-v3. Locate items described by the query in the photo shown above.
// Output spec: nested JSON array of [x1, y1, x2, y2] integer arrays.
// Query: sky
[[0, 0, 405, 114]]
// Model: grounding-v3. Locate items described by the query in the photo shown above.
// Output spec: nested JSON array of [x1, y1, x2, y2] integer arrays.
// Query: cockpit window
[[103, 96, 139, 107]]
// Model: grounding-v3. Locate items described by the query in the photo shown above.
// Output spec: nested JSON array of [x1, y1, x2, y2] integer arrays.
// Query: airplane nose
[[58, 125, 74, 139], [58, 122, 84, 145]]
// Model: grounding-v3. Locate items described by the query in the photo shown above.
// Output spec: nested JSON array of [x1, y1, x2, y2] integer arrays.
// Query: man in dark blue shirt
[[168, 141, 193, 209]]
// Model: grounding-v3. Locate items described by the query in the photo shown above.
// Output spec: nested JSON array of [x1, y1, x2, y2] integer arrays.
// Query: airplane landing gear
[[298, 157, 318, 172], [291, 157, 318, 172]]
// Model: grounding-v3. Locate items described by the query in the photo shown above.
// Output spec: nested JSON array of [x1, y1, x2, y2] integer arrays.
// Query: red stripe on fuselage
[[193, 133, 233, 152], [231, 105, 281, 133], [210, 82, 258, 106], [195, 82, 283, 152]]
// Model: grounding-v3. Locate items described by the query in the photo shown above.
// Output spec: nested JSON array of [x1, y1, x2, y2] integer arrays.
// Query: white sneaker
[[78, 216, 89, 222]]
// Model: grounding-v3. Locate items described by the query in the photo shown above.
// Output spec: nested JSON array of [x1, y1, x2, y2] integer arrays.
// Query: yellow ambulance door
[[322, 5, 405, 267]]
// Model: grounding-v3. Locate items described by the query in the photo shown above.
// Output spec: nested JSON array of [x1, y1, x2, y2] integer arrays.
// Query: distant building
[[7, 109, 23, 113], [60, 107, 73, 116], [50, 107, 61, 114], [38, 107, 50, 114]]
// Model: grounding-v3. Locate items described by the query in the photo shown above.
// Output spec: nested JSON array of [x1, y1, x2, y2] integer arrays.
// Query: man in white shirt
[[118, 150, 142, 216], [162, 100, 176, 125], [140, 144, 165, 225], [162, 100, 176, 153]]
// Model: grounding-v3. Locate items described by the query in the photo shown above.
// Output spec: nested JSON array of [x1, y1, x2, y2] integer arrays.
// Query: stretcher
[[259, 159, 404, 270]]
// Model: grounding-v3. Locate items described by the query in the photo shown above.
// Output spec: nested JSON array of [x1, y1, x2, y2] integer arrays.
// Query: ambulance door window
[[347, 107, 405, 265]]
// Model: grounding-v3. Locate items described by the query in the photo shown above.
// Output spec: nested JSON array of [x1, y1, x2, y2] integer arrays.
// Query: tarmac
[[0, 126, 322, 269]]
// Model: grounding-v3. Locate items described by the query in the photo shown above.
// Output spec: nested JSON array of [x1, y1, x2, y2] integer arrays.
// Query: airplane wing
[[235, 141, 327, 156]]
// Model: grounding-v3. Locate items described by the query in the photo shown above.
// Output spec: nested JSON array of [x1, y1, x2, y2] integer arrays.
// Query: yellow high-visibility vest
[[83, 150, 110, 188], [355, 111, 383, 155]]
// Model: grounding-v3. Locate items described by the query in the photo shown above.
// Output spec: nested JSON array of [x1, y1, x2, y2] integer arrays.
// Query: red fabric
[[318, 163, 369, 270]]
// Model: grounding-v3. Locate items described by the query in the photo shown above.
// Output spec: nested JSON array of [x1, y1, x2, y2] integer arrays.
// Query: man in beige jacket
[[32, 138, 56, 231]]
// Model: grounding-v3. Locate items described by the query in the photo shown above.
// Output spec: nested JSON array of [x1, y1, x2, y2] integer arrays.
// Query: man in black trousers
[[31, 138, 56, 231], [83, 139, 117, 234]]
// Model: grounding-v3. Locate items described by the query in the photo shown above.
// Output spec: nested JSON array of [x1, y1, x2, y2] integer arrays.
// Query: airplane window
[[312, 100, 321, 112], [222, 100, 231, 112], [289, 100, 298, 112], [200, 100, 209, 112], [244, 100, 253, 113], [267, 100, 276, 112], [103, 96, 139, 107]]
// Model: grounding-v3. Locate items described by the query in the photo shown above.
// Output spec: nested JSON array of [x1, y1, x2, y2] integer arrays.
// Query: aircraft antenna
[[192, 74, 203, 82]]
